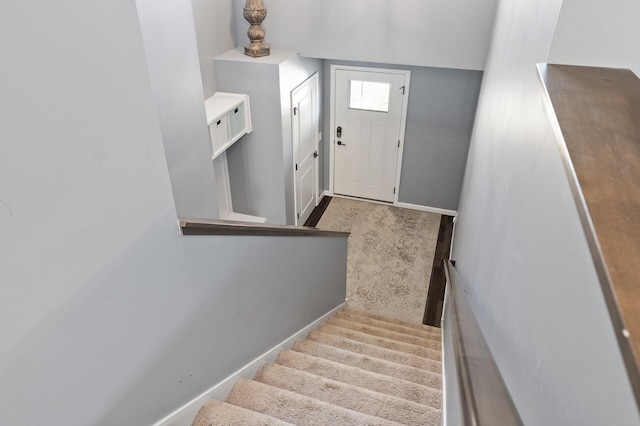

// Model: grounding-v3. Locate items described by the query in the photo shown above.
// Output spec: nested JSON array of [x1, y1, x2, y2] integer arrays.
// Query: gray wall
[[215, 49, 322, 224], [190, 0, 237, 97], [232, 0, 497, 71], [0, 2, 348, 425], [549, 0, 640, 77], [452, 0, 640, 424], [137, 0, 219, 219], [323, 61, 482, 211]]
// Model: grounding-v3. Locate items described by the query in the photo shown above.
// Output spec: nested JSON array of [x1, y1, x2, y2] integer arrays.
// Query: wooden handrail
[[538, 64, 640, 408], [445, 260, 523, 425], [179, 217, 350, 238]]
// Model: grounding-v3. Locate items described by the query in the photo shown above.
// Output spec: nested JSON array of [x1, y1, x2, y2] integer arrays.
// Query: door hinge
[[295, 163, 298, 171], [393, 187, 396, 194], [297, 213, 300, 220], [293, 107, 297, 115], [398, 140, 400, 148], [400, 86, 406, 95]]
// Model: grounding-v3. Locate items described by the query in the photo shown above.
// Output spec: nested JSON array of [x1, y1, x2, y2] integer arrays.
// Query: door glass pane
[[349, 80, 390, 112]]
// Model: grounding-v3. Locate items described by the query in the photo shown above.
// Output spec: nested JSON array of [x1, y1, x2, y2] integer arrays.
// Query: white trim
[[441, 284, 450, 426], [329, 65, 411, 204], [329, 66, 336, 196], [331, 193, 394, 207], [152, 303, 346, 426], [449, 215, 458, 260], [320, 190, 333, 199], [396, 202, 457, 217], [328, 195, 458, 217], [291, 72, 321, 226]]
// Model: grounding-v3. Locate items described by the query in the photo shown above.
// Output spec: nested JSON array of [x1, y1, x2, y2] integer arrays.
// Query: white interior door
[[292, 73, 319, 225], [333, 68, 409, 202]]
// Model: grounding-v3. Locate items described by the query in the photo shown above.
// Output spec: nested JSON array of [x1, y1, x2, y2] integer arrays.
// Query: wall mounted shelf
[[205, 92, 265, 224], [205, 92, 252, 160]]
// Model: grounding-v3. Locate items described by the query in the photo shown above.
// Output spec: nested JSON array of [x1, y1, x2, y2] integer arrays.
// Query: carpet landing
[[191, 308, 442, 426], [315, 197, 440, 323]]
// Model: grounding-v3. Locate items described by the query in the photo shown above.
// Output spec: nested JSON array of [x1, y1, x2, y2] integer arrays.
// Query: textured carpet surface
[[191, 308, 443, 425], [255, 363, 441, 426], [191, 400, 294, 426], [306, 330, 442, 373], [316, 198, 440, 323], [316, 323, 442, 360], [336, 311, 441, 340]]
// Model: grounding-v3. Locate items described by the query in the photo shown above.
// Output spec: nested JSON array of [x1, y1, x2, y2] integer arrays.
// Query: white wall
[[0, 2, 348, 424], [190, 0, 237, 97], [549, 0, 640, 76], [215, 49, 322, 224], [137, 0, 220, 219], [232, 0, 497, 71], [452, 0, 640, 424]]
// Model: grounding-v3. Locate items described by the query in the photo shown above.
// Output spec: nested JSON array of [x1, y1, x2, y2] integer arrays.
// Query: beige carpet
[[192, 308, 442, 426], [316, 198, 440, 324]]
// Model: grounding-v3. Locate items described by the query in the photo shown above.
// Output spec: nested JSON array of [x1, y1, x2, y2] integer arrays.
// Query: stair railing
[[179, 217, 350, 237], [444, 260, 523, 426]]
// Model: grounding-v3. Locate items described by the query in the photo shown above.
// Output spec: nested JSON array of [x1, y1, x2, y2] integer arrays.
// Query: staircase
[[191, 308, 443, 425]]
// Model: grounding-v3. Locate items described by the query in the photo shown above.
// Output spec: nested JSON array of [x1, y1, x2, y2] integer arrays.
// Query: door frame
[[291, 72, 321, 225], [329, 65, 411, 204]]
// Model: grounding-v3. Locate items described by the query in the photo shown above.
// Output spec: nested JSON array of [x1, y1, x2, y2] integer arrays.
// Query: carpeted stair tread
[[327, 317, 442, 350], [307, 330, 442, 373], [275, 349, 442, 408], [190, 400, 295, 426], [293, 339, 442, 388], [254, 363, 442, 426], [226, 379, 403, 426], [336, 311, 442, 342], [317, 323, 442, 360], [344, 307, 441, 334]]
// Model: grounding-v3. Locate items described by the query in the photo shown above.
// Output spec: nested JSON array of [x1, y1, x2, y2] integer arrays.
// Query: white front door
[[333, 67, 409, 202], [292, 73, 320, 225]]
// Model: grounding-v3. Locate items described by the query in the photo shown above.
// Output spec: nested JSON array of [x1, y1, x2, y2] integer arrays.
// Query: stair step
[[293, 339, 441, 388], [255, 363, 442, 426], [307, 330, 442, 373], [226, 379, 403, 425], [344, 307, 441, 334], [327, 317, 442, 350], [336, 311, 442, 342], [318, 323, 442, 360], [191, 400, 294, 426], [275, 349, 442, 408]]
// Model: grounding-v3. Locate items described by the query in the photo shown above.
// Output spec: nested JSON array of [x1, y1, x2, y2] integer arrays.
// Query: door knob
[[313, 151, 318, 158], [337, 141, 346, 146]]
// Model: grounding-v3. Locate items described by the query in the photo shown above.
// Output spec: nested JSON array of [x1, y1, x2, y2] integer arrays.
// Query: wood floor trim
[[423, 215, 454, 327], [304, 196, 332, 227]]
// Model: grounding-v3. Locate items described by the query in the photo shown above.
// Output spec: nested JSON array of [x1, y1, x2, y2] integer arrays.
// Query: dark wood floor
[[304, 196, 332, 227], [423, 215, 454, 327]]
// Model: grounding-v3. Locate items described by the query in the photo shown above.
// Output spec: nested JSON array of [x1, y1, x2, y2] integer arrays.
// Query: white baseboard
[[325, 194, 457, 217], [152, 303, 346, 426], [449, 216, 457, 260], [320, 190, 333, 199], [396, 202, 457, 217]]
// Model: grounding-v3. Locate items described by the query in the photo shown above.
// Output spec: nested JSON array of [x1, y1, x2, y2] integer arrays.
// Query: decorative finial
[[243, 0, 270, 57]]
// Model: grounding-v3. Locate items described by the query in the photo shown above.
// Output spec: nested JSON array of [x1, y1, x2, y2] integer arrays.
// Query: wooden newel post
[[243, 0, 270, 57]]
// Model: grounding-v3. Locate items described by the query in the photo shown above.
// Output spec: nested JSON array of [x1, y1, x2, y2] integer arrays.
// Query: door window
[[348, 80, 390, 113]]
